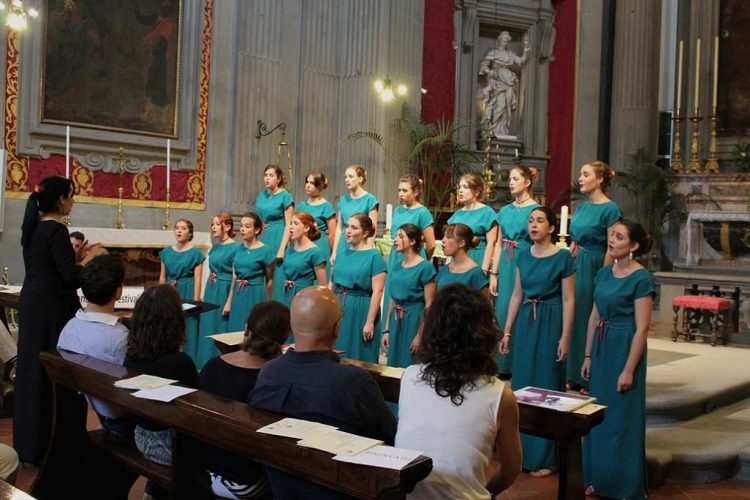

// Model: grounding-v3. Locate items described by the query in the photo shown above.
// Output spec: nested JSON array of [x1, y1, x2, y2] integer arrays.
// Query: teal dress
[[297, 199, 335, 276], [435, 265, 488, 290], [256, 189, 294, 302], [584, 266, 652, 500], [335, 192, 379, 255], [386, 259, 436, 368], [281, 245, 326, 309], [495, 203, 539, 374], [201, 242, 240, 369], [159, 246, 205, 362], [511, 248, 575, 471], [383, 205, 434, 315], [332, 248, 386, 363], [567, 201, 622, 387], [227, 244, 275, 332], [447, 205, 497, 268]]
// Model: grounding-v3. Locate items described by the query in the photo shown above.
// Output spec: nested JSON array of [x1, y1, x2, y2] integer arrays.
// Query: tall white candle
[[166, 139, 171, 191], [676, 40, 684, 114], [386, 203, 393, 230], [694, 38, 701, 115], [712, 36, 719, 110], [559, 205, 569, 235], [65, 126, 70, 178]]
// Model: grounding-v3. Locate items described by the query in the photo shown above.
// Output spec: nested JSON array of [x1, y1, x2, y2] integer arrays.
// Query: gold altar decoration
[[704, 113, 720, 174], [482, 128, 495, 197], [671, 114, 684, 173], [113, 147, 132, 229], [686, 116, 703, 174], [163, 190, 172, 231]]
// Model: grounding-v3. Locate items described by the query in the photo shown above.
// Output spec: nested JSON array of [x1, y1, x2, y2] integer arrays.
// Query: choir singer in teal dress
[[501, 207, 574, 477], [331, 213, 386, 363], [159, 219, 205, 362], [201, 213, 239, 369], [581, 221, 653, 500], [256, 165, 294, 302], [382, 174, 436, 312], [568, 161, 622, 391], [447, 173, 497, 274], [227, 213, 275, 332], [382, 224, 436, 368], [297, 171, 336, 276], [435, 223, 488, 293], [281, 211, 327, 311], [489, 166, 540, 376], [331, 165, 378, 264]]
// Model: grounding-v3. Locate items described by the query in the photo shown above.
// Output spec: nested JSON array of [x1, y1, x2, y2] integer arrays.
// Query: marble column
[[608, 0, 662, 218]]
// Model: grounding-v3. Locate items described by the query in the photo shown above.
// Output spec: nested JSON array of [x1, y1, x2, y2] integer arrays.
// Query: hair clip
[[33, 184, 44, 193], [529, 167, 538, 178], [610, 170, 616, 177]]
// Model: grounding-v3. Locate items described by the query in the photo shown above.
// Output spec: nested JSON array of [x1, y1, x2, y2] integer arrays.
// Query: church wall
[[0, 1, 425, 282]]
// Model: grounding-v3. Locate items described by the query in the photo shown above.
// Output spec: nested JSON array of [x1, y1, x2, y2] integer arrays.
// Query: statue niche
[[477, 31, 530, 139]]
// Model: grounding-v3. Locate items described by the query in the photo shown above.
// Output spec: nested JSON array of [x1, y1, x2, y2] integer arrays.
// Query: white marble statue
[[478, 31, 530, 138]]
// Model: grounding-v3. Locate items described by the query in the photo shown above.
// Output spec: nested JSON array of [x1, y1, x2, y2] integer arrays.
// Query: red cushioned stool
[[671, 295, 732, 346]]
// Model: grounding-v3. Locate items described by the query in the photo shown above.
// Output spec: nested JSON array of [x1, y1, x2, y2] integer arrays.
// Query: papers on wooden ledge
[[333, 445, 423, 470], [114, 374, 177, 390], [257, 417, 385, 456], [515, 386, 597, 412]]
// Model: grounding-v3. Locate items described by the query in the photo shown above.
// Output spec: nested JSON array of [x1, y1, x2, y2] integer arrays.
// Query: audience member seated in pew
[[0, 444, 19, 485], [196, 300, 291, 500], [57, 254, 134, 437], [249, 286, 397, 500], [396, 283, 522, 499], [125, 285, 198, 499]]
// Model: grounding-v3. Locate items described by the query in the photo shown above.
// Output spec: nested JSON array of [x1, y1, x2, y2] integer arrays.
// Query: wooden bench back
[[39, 350, 432, 500]]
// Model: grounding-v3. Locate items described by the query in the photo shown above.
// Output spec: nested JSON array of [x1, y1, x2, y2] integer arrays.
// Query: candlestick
[[686, 116, 703, 174], [712, 36, 719, 110], [115, 147, 127, 229], [693, 38, 701, 115], [385, 203, 393, 239], [163, 190, 172, 230], [65, 126, 70, 178], [704, 113, 720, 174], [166, 139, 171, 191], [676, 41, 684, 114], [559, 205, 569, 235], [556, 205, 569, 250], [671, 114, 684, 173]]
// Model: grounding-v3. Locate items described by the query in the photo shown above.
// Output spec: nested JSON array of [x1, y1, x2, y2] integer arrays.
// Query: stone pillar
[[608, 0, 662, 218]]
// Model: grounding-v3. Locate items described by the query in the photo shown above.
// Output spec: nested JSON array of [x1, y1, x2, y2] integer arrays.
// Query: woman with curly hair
[[126, 285, 197, 497], [198, 300, 291, 499], [396, 284, 521, 499]]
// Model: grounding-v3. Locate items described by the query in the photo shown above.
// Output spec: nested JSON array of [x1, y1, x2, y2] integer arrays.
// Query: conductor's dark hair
[[616, 220, 653, 257], [80, 254, 125, 306], [127, 285, 186, 362], [242, 301, 291, 360], [21, 176, 74, 247], [416, 283, 499, 405], [69, 231, 85, 242]]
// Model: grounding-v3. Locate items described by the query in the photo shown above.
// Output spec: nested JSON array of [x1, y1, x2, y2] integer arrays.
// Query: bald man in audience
[[249, 286, 396, 499]]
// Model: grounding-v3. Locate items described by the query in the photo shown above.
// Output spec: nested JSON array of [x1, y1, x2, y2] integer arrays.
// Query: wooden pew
[[36, 350, 432, 500], [343, 358, 605, 500], [213, 336, 606, 500]]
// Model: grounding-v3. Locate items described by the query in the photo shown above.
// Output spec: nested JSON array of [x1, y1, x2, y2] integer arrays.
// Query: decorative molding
[[15, 1, 205, 174]]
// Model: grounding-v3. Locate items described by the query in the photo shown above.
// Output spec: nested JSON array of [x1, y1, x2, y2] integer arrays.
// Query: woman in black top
[[125, 285, 197, 469], [15, 176, 101, 464], [197, 300, 290, 500]]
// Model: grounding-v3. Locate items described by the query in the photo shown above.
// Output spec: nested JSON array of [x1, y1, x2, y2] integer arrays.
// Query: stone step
[[645, 338, 750, 424], [646, 398, 750, 488]]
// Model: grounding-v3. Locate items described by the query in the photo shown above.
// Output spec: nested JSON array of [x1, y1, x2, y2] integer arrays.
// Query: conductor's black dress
[[15, 220, 81, 464]]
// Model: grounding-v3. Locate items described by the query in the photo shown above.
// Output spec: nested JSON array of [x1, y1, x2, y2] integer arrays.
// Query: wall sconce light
[[373, 77, 407, 102], [0, 0, 38, 31]]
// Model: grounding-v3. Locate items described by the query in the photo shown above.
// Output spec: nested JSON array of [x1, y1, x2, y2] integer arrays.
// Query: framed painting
[[40, 0, 183, 138]]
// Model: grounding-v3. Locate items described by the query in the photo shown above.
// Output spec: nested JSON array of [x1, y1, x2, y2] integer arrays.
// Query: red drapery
[[547, 0, 577, 210], [421, 0, 455, 124]]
